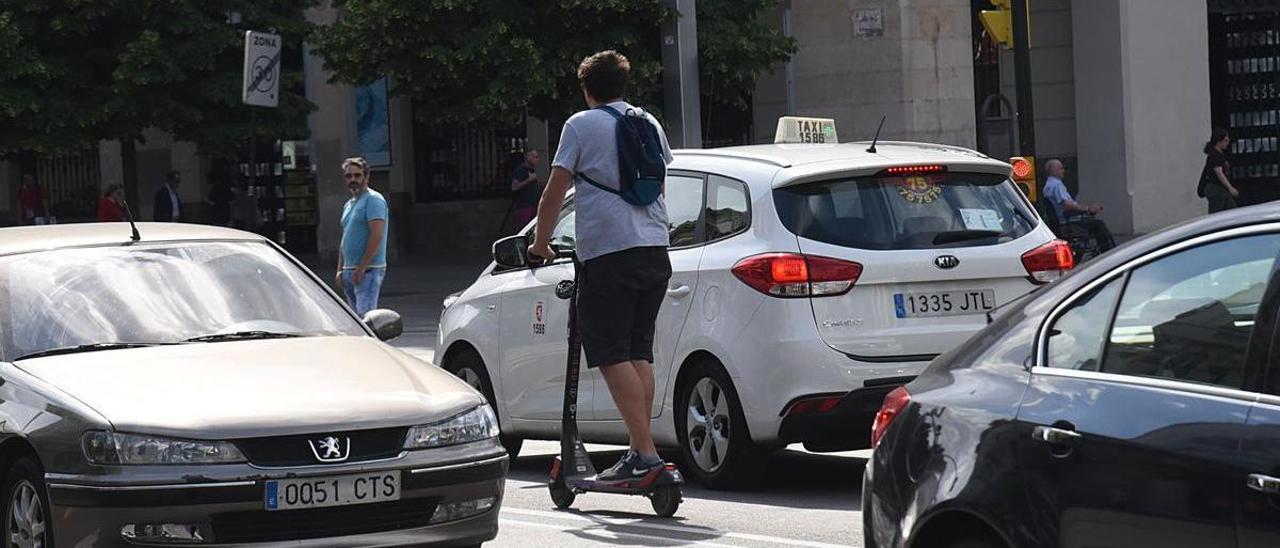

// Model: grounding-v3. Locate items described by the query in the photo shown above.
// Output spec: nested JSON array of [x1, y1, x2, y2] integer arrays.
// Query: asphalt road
[[489, 441, 867, 548], [372, 259, 868, 547]]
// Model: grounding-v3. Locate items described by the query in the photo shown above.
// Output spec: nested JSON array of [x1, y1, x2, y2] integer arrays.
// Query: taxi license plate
[[265, 471, 401, 511], [894, 290, 995, 318]]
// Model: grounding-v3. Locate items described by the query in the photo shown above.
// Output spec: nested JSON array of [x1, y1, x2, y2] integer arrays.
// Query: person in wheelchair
[[1042, 158, 1116, 253]]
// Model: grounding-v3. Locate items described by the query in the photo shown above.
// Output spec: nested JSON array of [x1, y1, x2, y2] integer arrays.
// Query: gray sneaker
[[596, 451, 660, 482]]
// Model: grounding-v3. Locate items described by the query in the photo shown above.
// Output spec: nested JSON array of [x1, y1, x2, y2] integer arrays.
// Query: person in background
[[97, 185, 127, 222], [205, 177, 236, 227], [153, 170, 183, 222], [16, 174, 49, 225], [1199, 127, 1239, 214], [336, 157, 389, 317], [510, 150, 543, 229], [1042, 158, 1116, 251]]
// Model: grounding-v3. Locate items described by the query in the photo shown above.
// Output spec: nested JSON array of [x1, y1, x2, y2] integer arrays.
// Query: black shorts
[[577, 246, 672, 368]]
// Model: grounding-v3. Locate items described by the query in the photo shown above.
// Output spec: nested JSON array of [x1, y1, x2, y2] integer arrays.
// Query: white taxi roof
[[671, 141, 1013, 188]]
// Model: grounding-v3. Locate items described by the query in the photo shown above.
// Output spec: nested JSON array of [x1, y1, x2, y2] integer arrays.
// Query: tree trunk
[[120, 137, 140, 219]]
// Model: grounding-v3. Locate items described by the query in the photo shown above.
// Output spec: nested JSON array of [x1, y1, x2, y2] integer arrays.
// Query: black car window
[[1100, 234, 1280, 389], [706, 175, 750, 242], [1047, 277, 1124, 371], [667, 174, 705, 247]]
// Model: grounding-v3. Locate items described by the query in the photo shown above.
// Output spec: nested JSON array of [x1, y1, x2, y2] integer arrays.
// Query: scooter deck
[[553, 456, 683, 494]]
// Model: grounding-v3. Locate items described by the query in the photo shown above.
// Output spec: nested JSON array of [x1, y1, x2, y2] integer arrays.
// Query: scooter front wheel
[[549, 480, 576, 509], [649, 484, 681, 517]]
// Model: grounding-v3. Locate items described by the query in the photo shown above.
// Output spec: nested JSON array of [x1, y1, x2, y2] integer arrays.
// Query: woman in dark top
[[1200, 127, 1239, 214], [97, 185, 127, 222]]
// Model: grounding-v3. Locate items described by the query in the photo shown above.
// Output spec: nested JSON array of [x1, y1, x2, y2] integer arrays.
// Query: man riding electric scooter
[[529, 50, 681, 493]]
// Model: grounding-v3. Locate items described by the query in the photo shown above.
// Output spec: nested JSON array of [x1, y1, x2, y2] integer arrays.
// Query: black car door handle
[[1032, 425, 1082, 445], [1247, 474, 1280, 495]]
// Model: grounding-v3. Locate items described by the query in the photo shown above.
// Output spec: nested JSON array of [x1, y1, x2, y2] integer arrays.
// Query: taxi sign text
[[775, 117, 838, 144]]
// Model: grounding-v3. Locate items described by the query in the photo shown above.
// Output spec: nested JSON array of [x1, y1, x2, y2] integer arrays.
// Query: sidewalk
[[297, 252, 493, 364]]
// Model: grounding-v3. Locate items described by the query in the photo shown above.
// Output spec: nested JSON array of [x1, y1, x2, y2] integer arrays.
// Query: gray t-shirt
[[552, 100, 673, 262]]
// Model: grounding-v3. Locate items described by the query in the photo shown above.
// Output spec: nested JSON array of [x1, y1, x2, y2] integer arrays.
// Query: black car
[[865, 204, 1280, 548]]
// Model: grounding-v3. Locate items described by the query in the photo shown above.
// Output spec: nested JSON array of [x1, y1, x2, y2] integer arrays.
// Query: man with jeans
[[529, 50, 675, 481], [335, 157, 389, 317]]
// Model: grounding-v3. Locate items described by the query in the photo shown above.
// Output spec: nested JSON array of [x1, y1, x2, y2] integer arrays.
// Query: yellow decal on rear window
[[897, 176, 942, 205]]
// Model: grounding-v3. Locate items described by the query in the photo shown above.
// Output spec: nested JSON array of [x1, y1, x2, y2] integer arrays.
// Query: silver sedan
[[0, 223, 506, 547]]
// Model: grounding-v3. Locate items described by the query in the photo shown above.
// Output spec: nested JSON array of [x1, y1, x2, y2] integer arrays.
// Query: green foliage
[[313, 0, 794, 127], [0, 1, 317, 159]]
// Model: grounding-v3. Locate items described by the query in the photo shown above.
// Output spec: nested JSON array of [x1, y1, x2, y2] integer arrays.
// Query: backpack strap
[[594, 104, 624, 120], [576, 172, 619, 195]]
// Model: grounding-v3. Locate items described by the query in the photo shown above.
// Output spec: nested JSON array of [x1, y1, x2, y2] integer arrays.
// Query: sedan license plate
[[894, 290, 995, 318], [265, 471, 400, 511]]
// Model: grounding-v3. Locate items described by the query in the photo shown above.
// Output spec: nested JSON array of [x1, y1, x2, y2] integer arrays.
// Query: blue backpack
[[577, 105, 666, 206]]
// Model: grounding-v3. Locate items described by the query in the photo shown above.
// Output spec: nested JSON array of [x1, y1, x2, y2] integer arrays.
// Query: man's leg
[[354, 269, 385, 316], [342, 271, 359, 312], [599, 362, 658, 456], [1083, 219, 1116, 251], [631, 360, 655, 422]]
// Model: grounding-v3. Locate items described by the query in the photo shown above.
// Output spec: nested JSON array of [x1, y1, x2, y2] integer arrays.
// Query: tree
[[313, 0, 795, 130], [0, 1, 316, 206]]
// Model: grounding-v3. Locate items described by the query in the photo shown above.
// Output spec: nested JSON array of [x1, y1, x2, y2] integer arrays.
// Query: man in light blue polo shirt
[[336, 157, 389, 316], [1042, 158, 1115, 251]]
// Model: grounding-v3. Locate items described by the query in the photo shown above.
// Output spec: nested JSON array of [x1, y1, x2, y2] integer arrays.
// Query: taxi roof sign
[[775, 117, 838, 144]]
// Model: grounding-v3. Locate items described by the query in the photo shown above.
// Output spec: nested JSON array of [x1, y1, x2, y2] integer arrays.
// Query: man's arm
[[529, 167, 573, 260], [353, 219, 386, 283], [511, 170, 538, 192], [335, 236, 345, 287]]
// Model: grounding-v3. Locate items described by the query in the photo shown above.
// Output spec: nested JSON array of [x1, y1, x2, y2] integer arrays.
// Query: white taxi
[[437, 118, 1068, 488]]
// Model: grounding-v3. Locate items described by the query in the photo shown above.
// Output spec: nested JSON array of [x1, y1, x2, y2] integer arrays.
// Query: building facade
[[3, 1, 1275, 257]]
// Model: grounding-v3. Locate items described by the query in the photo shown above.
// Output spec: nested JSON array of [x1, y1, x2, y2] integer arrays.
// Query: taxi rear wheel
[[446, 348, 523, 460], [675, 360, 764, 490]]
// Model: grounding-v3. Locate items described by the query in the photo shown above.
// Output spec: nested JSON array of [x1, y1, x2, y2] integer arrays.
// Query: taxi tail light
[[1021, 240, 1075, 284], [731, 253, 862, 298], [871, 386, 911, 448]]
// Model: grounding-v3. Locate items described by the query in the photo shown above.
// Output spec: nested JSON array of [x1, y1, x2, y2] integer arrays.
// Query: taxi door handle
[[487, 305, 497, 313], [1248, 474, 1280, 495], [1032, 425, 1081, 445], [667, 285, 691, 298]]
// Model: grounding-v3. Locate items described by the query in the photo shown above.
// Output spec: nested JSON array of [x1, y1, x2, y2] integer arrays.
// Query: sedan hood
[[15, 337, 483, 439]]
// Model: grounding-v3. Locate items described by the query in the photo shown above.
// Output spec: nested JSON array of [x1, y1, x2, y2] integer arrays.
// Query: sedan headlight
[[83, 431, 246, 465], [404, 405, 499, 449]]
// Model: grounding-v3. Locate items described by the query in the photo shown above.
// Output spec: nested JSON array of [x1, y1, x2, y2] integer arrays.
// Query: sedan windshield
[[0, 241, 366, 361]]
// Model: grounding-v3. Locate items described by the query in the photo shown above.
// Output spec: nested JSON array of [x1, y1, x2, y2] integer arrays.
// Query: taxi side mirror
[[493, 235, 530, 269]]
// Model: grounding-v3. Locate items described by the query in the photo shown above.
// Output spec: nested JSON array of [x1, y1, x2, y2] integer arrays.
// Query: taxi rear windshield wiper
[[15, 342, 175, 361], [933, 230, 1003, 245], [183, 331, 302, 343]]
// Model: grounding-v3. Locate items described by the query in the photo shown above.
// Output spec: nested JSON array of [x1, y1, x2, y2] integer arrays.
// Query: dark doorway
[[1208, 2, 1280, 206]]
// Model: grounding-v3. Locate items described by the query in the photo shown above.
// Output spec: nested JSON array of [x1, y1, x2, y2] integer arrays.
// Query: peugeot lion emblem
[[934, 255, 960, 269], [308, 436, 351, 463]]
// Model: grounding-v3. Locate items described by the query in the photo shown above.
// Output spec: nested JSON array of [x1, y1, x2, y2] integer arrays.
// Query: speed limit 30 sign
[[243, 31, 281, 108]]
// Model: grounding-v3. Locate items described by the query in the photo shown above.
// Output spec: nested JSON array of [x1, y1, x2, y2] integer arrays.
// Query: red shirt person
[[98, 186, 127, 222], [16, 175, 49, 225]]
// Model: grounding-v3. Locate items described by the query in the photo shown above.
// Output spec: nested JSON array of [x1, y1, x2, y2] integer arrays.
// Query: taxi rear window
[[773, 172, 1037, 250]]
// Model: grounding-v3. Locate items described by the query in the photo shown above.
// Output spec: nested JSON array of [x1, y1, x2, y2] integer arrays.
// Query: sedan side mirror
[[493, 234, 530, 269], [363, 309, 403, 341]]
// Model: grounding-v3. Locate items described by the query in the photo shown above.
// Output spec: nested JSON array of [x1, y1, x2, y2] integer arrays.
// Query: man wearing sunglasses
[[336, 156, 389, 316]]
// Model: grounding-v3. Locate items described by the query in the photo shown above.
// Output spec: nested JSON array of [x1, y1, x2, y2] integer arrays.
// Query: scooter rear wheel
[[549, 481, 576, 509], [649, 484, 681, 517]]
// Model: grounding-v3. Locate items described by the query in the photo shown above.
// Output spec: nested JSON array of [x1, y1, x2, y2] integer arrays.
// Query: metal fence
[[414, 121, 528, 202], [36, 149, 100, 219]]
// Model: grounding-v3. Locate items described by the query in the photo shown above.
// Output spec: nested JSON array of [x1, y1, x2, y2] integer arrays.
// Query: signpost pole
[[249, 107, 257, 193]]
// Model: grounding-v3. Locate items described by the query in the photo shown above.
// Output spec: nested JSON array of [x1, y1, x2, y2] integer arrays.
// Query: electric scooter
[[540, 247, 683, 517]]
